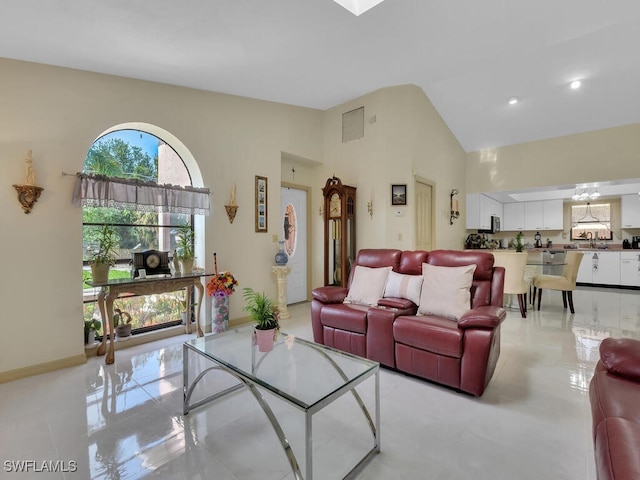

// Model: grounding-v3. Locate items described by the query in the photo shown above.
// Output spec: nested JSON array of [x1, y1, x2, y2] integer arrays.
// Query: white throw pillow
[[344, 266, 393, 306], [384, 271, 424, 305], [418, 263, 477, 320]]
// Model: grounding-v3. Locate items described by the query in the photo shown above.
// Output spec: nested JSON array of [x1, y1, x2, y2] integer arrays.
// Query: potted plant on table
[[175, 222, 195, 274], [242, 287, 280, 352], [87, 225, 119, 283], [114, 308, 133, 340], [84, 318, 102, 345]]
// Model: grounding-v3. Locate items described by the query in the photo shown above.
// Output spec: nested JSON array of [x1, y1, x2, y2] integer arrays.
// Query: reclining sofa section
[[311, 249, 506, 396]]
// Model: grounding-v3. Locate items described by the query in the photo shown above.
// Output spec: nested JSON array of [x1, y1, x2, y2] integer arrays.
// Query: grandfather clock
[[322, 176, 357, 286]]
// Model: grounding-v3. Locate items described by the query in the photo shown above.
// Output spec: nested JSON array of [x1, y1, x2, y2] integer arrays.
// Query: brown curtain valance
[[71, 173, 210, 215]]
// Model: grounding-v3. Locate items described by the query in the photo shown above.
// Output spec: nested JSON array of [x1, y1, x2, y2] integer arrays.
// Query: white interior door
[[281, 187, 308, 304], [415, 179, 433, 251]]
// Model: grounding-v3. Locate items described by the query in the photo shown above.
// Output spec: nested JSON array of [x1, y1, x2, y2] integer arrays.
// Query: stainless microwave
[[479, 216, 501, 234]]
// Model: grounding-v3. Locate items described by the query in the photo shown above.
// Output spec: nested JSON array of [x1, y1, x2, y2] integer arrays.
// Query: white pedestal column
[[271, 266, 292, 320]]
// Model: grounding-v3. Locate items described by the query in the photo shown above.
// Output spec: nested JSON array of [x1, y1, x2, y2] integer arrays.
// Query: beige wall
[[0, 58, 323, 375], [466, 123, 640, 194]]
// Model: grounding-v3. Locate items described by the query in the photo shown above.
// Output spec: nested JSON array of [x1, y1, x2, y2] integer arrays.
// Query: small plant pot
[[91, 263, 110, 284], [85, 330, 96, 345], [255, 328, 276, 352], [116, 324, 132, 340], [179, 258, 194, 275]]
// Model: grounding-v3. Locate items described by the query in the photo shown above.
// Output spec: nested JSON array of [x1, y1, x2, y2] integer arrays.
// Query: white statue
[[25, 150, 37, 185]]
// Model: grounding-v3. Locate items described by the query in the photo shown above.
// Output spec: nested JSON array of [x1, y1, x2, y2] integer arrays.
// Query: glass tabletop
[[87, 271, 211, 287], [185, 325, 379, 410]]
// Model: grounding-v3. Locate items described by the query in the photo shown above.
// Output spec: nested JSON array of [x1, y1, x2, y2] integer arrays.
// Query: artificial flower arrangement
[[207, 271, 238, 297], [206, 253, 238, 297]]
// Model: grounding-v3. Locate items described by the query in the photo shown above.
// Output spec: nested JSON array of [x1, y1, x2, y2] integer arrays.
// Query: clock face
[[329, 193, 341, 218], [145, 253, 161, 269]]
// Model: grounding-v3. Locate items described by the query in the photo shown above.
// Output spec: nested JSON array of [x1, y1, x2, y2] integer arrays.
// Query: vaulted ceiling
[[3, 0, 640, 152]]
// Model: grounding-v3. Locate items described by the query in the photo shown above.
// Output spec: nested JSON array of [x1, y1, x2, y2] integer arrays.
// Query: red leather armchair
[[311, 249, 506, 396], [589, 338, 640, 480]]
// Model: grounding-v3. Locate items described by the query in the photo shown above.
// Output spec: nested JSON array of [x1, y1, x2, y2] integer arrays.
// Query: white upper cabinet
[[466, 194, 502, 230], [466, 193, 481, 229], [621, 194, 640, 228], [503, 202, 525, 231], [542, 199, 564, 230], [524, 201, 544, 231], [522, 200, 563, 231]]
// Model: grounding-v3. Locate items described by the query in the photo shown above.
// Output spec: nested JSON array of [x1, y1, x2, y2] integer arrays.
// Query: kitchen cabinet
[[466, 193, 502, 230], [524, 200, 563, 231], [579, 251, 621, 285], [620, 251, 640, 287], [466, 193, 481, 229], [542, 199, 564, 230], [621, 194, 640, 228], [524, 201, 544, 231], [503, 202, 525, 231]]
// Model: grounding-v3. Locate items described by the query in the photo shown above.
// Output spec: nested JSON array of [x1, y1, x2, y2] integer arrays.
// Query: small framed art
[[255, 175, 268, 232], [391, 184, 407, 206]]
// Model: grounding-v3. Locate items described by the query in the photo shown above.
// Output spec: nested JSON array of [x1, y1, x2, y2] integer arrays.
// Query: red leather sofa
[[311, 249, 506, 396], [589, 337, 640, 480]]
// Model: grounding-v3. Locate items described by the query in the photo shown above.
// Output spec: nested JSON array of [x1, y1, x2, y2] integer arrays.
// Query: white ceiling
[[2, 0, 640, 153]]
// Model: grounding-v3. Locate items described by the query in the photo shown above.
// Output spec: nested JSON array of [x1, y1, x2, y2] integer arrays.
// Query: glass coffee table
[[183, 325, 380, 480]]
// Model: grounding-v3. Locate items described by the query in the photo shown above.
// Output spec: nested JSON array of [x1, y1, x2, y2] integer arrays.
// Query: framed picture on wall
[[255, 175, 268, 232], [391, 184, 407, 205]]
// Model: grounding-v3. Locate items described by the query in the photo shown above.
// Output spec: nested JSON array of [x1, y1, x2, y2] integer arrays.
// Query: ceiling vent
[[342, 107, 364, 143]]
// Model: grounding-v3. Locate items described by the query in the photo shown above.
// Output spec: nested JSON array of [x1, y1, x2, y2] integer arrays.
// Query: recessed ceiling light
[[333, 0, 385, 15], [508, 97, 519, 105], [570, 80, 582, 89]]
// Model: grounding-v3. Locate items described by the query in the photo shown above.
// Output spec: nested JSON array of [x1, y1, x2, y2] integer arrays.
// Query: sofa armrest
[[599, 337, 640, 382], [311, 286, 348, 304], [378, 297, 417, 310], [458, 306, 506, 329]]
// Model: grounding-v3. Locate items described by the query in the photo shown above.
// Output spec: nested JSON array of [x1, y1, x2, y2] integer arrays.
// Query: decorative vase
[[85, 329, 95, 345], [275, 241, 288, 265], [91, 263, 110, 284], [211, 293, 229, 334], [255, 327, 276, 352]]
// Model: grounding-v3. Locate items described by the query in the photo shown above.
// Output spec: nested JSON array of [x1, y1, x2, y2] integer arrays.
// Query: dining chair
[[532, 251, 584, 314], [492, 251, 529, 318]]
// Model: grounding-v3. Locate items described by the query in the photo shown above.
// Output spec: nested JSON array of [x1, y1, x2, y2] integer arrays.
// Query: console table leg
[[194, 280, 205, 337], [96, 288, 107, 357]]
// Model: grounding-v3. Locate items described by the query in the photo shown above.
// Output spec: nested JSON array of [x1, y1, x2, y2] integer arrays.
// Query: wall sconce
[[319, 205, 324, 217], [13, 150, 44, 214], [367, 200, 373, 218], [224, 183, 238, 223], [450, 188, 460, 225]]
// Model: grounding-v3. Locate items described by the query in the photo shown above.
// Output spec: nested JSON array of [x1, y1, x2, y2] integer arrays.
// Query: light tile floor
[[2, 286, 639, 479]]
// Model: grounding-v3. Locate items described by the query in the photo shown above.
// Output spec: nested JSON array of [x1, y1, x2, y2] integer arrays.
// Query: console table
[[88, 272, 210, 364]]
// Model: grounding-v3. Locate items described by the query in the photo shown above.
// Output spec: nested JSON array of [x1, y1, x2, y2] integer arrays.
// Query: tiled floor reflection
[[1, 286, 639, 479]]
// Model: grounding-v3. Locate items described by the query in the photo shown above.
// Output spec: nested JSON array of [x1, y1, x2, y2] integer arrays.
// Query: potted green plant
[[88, 225, 119, 283], [114, 308, 133, 340], [84, 318, 102, 345], [175, 223, 195, 274], [515, 231, 525, 253], [242, 287, 280, 352]]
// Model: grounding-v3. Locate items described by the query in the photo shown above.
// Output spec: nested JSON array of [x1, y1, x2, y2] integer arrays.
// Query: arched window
[[82, 129, 196, 334]]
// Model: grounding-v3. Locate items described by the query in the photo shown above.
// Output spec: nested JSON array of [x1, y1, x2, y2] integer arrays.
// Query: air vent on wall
[[342, 106, 364, 143]]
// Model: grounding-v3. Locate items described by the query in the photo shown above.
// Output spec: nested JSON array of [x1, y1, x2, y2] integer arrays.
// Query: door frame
[[281, 181, 312, 302], [414, 175, 436, 250]]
